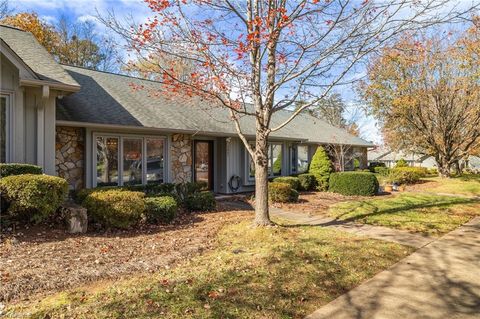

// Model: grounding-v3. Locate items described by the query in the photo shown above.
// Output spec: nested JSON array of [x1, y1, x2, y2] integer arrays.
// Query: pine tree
[[309, 146, 333, 191]]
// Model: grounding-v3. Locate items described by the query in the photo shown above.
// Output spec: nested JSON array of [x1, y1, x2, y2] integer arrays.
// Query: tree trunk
[[437, 160, 452, 178], [253, 134, 272, 226]]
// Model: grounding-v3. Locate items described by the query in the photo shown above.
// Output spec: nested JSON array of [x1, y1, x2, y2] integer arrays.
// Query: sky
[[8, 0, 478, 145]]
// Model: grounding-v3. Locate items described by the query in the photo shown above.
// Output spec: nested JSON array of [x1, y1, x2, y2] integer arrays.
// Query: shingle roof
[[57, 65, 373, 147], [0, 25, 79, 87]]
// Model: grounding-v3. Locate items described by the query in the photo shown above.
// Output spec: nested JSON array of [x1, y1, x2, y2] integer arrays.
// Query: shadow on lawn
[[331, 196, 479, 224]]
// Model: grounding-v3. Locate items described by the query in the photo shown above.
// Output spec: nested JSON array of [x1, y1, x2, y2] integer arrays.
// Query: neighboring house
[[0, 25, 373, 193], [368, 147, 480, 171]]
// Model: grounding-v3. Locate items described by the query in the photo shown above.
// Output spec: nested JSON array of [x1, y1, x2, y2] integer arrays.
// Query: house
[[0, 25, 373, 193], [368, 146, 480, 171]]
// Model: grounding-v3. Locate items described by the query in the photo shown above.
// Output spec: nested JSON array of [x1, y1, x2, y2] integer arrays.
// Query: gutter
[[20, 79, 80, 93]]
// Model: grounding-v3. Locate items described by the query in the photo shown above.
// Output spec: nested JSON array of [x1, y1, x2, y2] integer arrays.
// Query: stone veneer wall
[[170, 134, 192, 183], [56, 126, 85, 190]]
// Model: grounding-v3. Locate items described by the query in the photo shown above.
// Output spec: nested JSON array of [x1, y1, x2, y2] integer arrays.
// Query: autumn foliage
[[362, 21, 480, 177]]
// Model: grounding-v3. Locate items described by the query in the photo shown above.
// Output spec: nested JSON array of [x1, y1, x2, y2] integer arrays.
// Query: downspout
[[37, 85, 49, 169]]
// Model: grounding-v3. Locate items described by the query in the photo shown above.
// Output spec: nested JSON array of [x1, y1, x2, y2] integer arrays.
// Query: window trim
[[0, 92, 14, 163], [92, 132, 166, 187]]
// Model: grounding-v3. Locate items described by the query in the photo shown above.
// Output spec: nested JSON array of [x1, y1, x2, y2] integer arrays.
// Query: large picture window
[[95, 134, 165, 187]]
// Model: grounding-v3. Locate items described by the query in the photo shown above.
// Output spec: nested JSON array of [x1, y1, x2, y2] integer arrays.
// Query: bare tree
[[0, 0, 12, 20], [100, 0, 477, 225]]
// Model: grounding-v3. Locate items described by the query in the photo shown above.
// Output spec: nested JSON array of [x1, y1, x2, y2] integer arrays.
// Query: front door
[[194, 140, 214, 190]]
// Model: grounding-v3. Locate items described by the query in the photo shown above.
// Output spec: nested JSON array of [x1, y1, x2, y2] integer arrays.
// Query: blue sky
[[10, 0, 477, 144]]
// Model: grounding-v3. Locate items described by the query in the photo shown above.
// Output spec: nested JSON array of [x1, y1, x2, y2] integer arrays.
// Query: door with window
[[194, 140, 214, 190]]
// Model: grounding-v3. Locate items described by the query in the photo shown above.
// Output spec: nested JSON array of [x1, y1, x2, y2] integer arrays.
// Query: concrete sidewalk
[[306, 217, 480, 319]]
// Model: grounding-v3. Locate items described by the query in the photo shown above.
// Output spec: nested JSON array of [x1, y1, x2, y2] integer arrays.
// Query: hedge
[[309, 146, 333, 191], [329, 172, 379, 196], [83, 190, 145, 229], [144, 196, 178, 224], [0, 174, 68, 223], [0, 163, 42, 177], [298, 173, 317, 191], [185, 191, 216, 212], [268, 182, 299, 203], [272, 176, 301, 190]]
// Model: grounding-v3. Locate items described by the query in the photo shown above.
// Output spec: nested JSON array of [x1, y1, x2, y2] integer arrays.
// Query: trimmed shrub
[[83, 190, 145, 229], [0, 174, 68, 223], [374, 166, 390, 175], [175, 181, 208, 202], [185, 191, 216, 212], [144, 196, 178, 224], [268, 182, 299, 203], [298, 173, 317, 191], [0, 163, 42, 177], [329, 172, 379, 196], [428, 168, 438, 176], [368, 162, 386, 172], [309, 146, 333, 191], [272, 176, 301, 190], [394, 166, 428, 177], [395, 158, 408, 168]]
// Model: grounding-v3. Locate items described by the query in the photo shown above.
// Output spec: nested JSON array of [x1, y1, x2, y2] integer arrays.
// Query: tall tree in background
[[103, 0, 475, 225], [361, 20, 480, 177], [0, 0, 12, 19], [1, 12, 117, 71], [1, 12, 58, 53]]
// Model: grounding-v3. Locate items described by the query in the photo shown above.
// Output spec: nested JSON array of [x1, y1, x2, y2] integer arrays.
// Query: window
[[290, 145, 309, 174], [123, 138, 143, 185], [297, 145, 309, 173], [94, 134, 165, 187], [96, 137, 119, 187], [146, 138, 165, 183], [247, 142, 283, 180], [0, 96, 7, 163]]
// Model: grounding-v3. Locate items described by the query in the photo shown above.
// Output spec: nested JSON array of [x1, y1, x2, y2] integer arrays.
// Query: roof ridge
[[61, 64, 167, 85], [0, 24, 27, 32]]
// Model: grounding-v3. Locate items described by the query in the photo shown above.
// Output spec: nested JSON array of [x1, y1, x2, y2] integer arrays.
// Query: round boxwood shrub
[[0, 174, 68, 223], [297, 173, 317, 191], [0, 163, 43, 177], [268, 182, 299, 203], [144, 196, 178, 224], [272, 176, 301, 190], [83, 190, 145, 229], [185, 191, 216, 212], [329, 172, 379, 196], [309, 146, 333, 191]]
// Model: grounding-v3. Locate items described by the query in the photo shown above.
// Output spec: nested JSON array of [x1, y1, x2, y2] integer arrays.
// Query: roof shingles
[[58, 65, 373, 147]]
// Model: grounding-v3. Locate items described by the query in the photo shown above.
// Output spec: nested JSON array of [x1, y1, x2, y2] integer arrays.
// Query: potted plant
[[383, 171, 398, 193]]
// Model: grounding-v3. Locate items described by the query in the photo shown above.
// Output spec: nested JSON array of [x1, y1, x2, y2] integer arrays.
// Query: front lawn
[[8, 222, 412, 319], [416, 175, 480, 197], [329, 193, 480, 236]]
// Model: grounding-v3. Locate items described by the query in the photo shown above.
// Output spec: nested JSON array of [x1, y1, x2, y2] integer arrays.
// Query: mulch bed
[[0, 207, 252, 302], [274, 191, 375, 216]]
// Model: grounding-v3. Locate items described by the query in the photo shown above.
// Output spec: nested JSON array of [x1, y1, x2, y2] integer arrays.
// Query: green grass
[[329, 193, 480, 236], [8, 223, 412, 319], [423, 174, 480, 196]]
